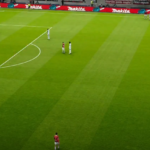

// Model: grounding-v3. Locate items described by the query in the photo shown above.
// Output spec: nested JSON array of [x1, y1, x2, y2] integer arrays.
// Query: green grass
[[0, 8, 150, 150]]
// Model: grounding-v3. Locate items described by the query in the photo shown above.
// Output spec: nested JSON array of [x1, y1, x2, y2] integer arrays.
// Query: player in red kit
[[54, 133, 60, 150], [62, 42, 65, 54]]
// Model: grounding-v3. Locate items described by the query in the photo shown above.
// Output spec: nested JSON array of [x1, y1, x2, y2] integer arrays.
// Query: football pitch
[[0, 8, 150, 150]]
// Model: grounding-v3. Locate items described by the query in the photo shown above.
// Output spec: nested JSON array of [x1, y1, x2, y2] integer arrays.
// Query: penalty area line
[[0, 44, 41, 68], [0, 27, 52, 68], [0, 24, 47, 28]]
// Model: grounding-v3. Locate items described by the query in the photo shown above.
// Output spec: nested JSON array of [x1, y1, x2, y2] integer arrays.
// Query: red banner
[[0, 3, 50, 9], [99, 7, 139, 13], [56, 5, 93, 11], [0, 3, 150, 14]]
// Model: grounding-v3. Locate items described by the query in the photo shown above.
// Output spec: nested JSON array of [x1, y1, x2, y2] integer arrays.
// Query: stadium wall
[[0, 2, 150, 13], [3, 0, 150, 8]]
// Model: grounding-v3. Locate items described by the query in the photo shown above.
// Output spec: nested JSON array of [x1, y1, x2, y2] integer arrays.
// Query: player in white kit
[[144, 12, 148, 19], [69, 41, 71, 54], [47, 28, 50, 40]]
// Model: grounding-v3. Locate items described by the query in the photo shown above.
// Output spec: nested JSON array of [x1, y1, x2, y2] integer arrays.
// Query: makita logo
[[25, 5, 42, 9], [68, 7, 85, 11], [112, 9, 130, 13], [146, 9, 150, 12], [56, 6, 61, 9]]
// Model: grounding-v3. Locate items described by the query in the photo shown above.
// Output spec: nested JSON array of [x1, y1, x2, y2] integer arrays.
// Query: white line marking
[[0, 24, 47, 28], [0, 27, 52, 68], [0, 44, 41, 68]]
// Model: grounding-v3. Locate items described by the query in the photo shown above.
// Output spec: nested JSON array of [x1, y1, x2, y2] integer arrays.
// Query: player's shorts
[[62, 48, 65, 51], [54, 142, 59, 145]]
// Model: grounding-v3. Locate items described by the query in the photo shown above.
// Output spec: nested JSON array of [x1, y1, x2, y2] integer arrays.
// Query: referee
[[91, 0, 93, 7], [28, 3, 31, 9]]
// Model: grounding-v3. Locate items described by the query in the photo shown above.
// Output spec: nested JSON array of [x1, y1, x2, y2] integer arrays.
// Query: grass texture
[[0, 9, 150, 150]]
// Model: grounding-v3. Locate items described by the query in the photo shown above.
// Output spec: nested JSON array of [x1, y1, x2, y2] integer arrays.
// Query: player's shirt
[[62, 43, 65, 48], [69, 43, 71, 49], [47, 29, 50, 35], [54, 135, 59, 142]]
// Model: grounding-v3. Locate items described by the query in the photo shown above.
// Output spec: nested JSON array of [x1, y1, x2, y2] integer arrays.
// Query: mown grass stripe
[[21, 16, 149, 150], [19, 15, 123, 150], [88, 21, 150, 150], [0, 13, 97, 150], [0, 12, 69, 107]]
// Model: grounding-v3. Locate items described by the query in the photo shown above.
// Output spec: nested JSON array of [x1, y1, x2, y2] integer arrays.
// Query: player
[[144, 11, 148, 19], [54, 133, 60, 150], [28, 3, 31, 9], [47, 28, 50, 40], [62, 42, 65, 53], [69, 41, 72, 54]]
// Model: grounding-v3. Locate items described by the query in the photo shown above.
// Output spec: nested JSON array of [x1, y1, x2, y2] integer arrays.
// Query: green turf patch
[[88, 17, 150, 150], [0, 9, 150, 150]]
